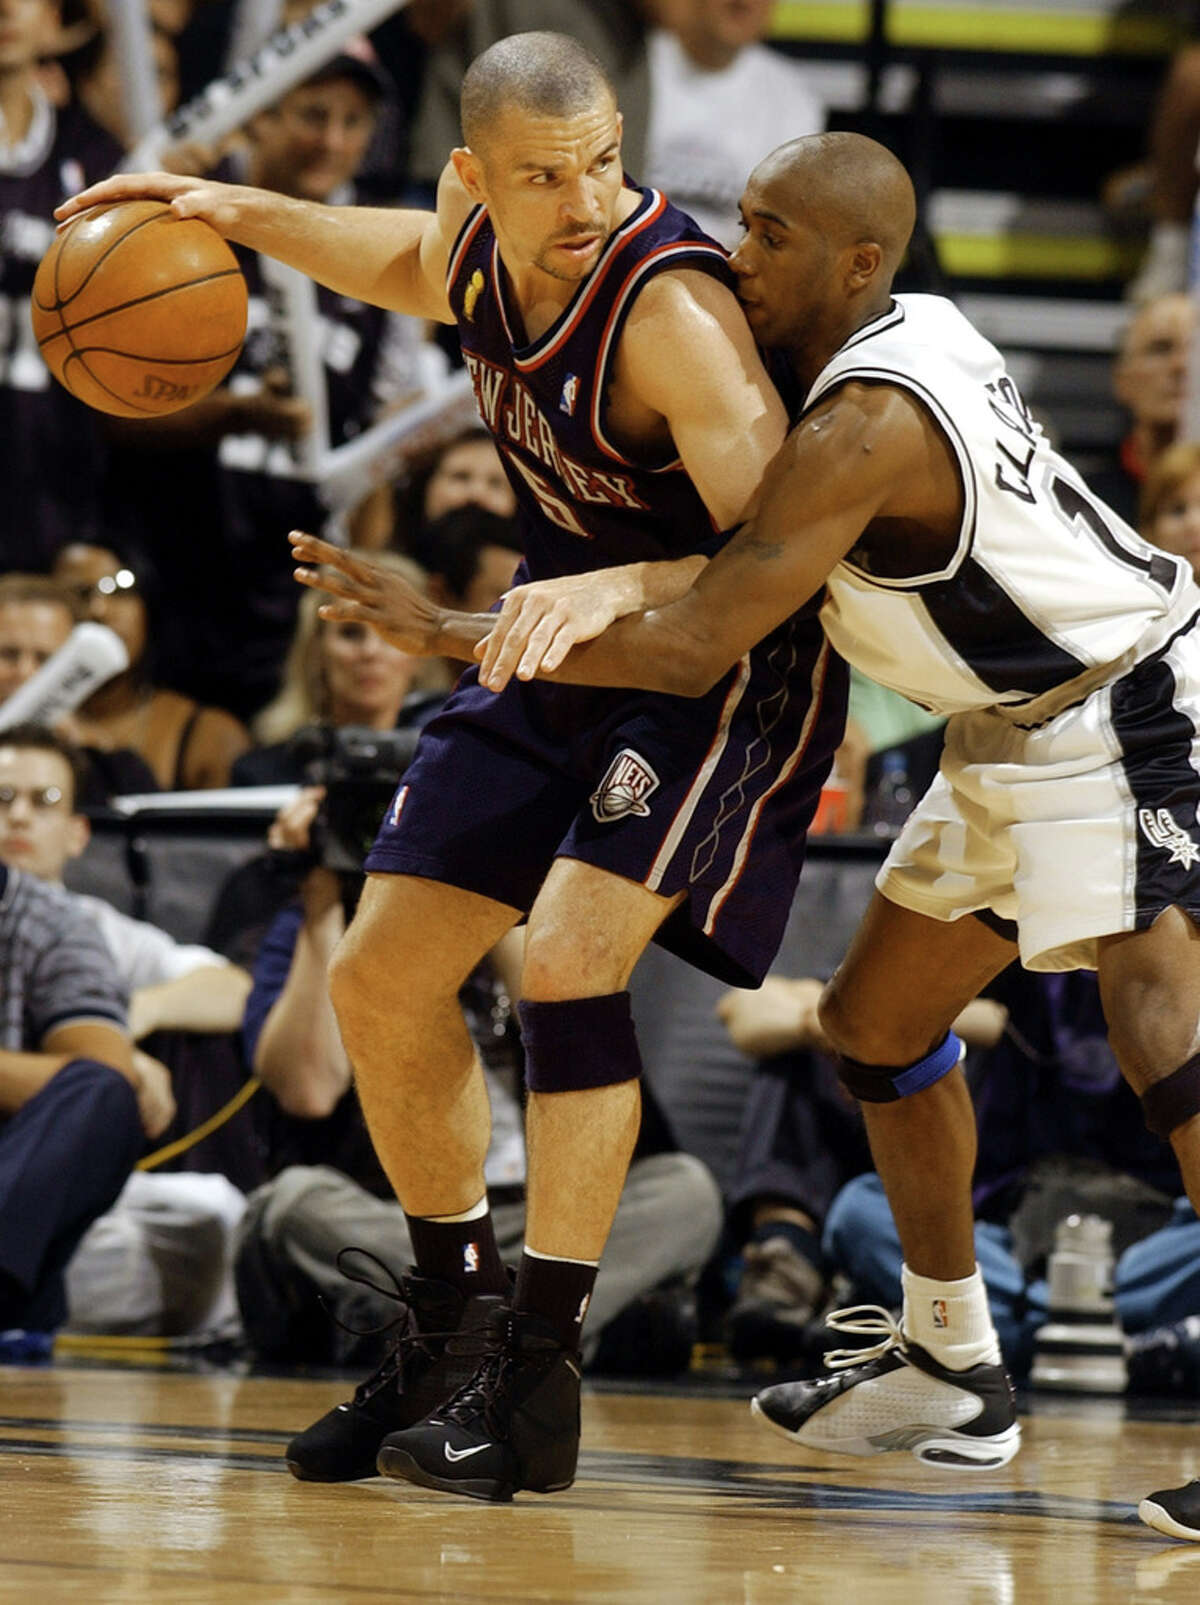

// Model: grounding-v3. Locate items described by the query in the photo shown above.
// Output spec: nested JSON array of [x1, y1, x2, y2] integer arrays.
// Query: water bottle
[[866, 748, 914, 839], [1031, 1214, 1127, 1394]]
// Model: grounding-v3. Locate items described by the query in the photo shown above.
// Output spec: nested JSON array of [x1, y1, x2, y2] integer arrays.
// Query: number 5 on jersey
[[502, 448, 593, 539]]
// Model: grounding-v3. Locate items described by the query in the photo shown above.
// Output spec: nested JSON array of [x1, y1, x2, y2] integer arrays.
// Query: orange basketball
[[31, 200, 248, 418]]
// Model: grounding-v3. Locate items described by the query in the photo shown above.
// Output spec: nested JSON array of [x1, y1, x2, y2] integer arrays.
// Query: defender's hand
[[476, 569, 641, 692], [290, 532, 445, 655]]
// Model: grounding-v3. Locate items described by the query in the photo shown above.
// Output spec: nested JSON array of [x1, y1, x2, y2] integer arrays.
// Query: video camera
[[290, 723, 422, 873]]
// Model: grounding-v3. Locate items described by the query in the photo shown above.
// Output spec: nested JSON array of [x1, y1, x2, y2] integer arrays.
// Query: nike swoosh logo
[[444, 1441, 492, 1463]]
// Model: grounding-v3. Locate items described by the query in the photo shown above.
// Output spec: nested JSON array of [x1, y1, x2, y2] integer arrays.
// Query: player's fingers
[[477, 599, 531, 684], [316, 599, 373, 624], [515, 616, 563, 681], [290, 530, 366, 579]]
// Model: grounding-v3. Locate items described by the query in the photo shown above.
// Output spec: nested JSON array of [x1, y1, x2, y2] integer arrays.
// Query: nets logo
[[589, 749, 660, 823]]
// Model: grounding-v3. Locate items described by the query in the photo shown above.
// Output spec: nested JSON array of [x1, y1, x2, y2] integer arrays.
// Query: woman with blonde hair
[[233, 553, 448, 786], [1140, 439, 1200, 580]]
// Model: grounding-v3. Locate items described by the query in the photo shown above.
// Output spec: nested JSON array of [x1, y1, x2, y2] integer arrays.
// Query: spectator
[[821, 967, 1197, 1383], [1086, 292, 1193, 528], [0, 575, 158, 802], [393, 426, 518, 558], [410, 506, 523, 636], [51, 543, 252, 791], [0, 850, 149, 1358], [233, 788, 723, 1392], [0, 721, 253, 1338], [232, 555, 448, 787], [1126, 39, 1200, 304], [0, 0, 122, 571], [60, 16, 181, 145], [103, 44, 447, 720], [714, 977, 1005, 1364], [644, 0, 826, 248], [1141, 437, 1200, 577]]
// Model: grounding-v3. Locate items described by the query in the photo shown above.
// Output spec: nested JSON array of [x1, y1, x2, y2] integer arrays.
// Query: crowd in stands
[[4, 0, 1200, 1403]]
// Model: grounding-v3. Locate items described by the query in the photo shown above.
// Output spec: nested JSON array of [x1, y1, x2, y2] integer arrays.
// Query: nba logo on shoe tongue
[[932, 1298, 949, 1329], [590, 749, 660, 823], [388, 784, 409, 827], [560, 373, 580, 415], [463, 1242, 480, 1274]]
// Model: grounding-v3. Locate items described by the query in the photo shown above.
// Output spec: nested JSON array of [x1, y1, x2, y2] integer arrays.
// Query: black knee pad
[[836, 1030, 965, 1104], [1141, 1052, 1200, 1138], [518, 993, 642, 1093]]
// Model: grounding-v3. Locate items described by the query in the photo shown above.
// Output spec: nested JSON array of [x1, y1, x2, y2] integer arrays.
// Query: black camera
[[291, 724, 422, 873]]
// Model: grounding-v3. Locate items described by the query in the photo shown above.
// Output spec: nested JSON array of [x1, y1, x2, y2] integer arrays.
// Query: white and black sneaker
[[1139, 1479, 1200, 1541], [751, 1305, 1021, 1469]]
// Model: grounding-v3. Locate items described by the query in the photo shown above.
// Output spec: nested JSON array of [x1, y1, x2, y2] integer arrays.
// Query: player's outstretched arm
[[290, 533, 495, 658], [55, 160, 474, 323], [499, 383, 936, 695]]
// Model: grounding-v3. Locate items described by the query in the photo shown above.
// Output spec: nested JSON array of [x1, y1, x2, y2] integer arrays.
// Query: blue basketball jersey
[[447, 184, 731, 578]]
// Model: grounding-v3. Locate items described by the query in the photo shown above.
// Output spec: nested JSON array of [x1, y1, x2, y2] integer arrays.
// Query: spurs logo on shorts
[[1138, 807, 1200, 870], [590, 749, 660, 823]]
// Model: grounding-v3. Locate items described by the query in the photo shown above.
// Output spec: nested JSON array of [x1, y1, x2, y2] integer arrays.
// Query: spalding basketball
[[31, 200, 248, 418]]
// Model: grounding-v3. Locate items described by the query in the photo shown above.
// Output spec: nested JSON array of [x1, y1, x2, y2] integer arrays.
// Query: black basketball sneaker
[[376, 1305, 581, 1502], [286, 1271, 505, 1482], [751, 1305, 1021, 1468], [1140, 1479, 1200, 1541]]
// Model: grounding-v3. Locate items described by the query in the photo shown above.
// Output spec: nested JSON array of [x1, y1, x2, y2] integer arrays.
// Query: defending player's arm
[[512, 383, 944, 695], [55, 161, 474, 324]]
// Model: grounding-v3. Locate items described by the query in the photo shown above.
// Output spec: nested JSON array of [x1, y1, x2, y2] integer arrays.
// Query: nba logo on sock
[[932, 1298, 949, 1329], [463, 1242, 479, 1274]]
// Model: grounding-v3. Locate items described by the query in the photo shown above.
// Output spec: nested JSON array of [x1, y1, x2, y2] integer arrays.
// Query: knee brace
[[1141, 1051, 1200, 1138], [836, 1030, 965, 1104], [518, 993, 642, 1093]]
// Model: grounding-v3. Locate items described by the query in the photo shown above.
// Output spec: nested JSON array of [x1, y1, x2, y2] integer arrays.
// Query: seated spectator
[[51, 543, 252, 791], [820, 968, 1194, 1384], [393, 426, 517, 558], [1141, 438, 1200, 577], [0, 574, 158, 802], [1126, 39, 1200, 304], [644, 0, 826, 249], [233, 788, 722, 1397], [714, 978, 1005, 1364], [232, 555, 448, 787], [409, 506, 524, 679], [1086, 293, 1193, 528], [59, 13, 181, 145], [0, 722, 253, 1338], [0, 861, 145, 1360]]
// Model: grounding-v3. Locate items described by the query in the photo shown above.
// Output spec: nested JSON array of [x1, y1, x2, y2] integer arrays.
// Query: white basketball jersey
[[810, 294, 1198, 716]]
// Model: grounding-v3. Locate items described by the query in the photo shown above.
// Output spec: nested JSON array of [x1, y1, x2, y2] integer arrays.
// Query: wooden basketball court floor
[[3, 1360, 1200, 1603]]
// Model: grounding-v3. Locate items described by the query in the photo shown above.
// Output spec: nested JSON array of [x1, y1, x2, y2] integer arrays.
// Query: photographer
[[233, 787, 722, 1382]]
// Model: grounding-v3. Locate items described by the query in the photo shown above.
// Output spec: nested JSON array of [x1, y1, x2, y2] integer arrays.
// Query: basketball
[[31, 200, 248, 418]]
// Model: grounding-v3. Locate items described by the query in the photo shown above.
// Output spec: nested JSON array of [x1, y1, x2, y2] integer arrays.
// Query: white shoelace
[[822, 1305, 909, 1371]]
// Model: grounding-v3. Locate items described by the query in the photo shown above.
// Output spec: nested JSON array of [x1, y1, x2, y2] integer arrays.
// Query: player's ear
[[846, 241, 883, 293], [451, 147, 487, 205]]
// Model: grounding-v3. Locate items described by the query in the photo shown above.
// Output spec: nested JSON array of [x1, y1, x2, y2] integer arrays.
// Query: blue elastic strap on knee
[[518, 993, 642, 1093], [837, 1030, 965, 1104]]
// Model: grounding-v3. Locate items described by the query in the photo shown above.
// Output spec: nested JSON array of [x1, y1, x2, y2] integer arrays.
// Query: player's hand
[[54, 172, 248, 234], [132, 1049, 177, 1140], [290, 532, 445, 655], [716, 977, 828, 1059], [475, 569, 640, 692]]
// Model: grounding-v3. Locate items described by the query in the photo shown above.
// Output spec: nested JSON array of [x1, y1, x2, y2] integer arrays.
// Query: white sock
[[901, 1264, 1001, 1371]]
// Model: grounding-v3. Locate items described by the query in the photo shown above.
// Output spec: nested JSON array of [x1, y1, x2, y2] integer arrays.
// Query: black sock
[[514, 1251, 598, 1352], [404, 1207, 508, 1297]]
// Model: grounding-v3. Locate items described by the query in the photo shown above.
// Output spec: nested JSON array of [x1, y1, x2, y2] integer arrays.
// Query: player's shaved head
[[461, 31, 616, 151], [754, 132, 916, 277]]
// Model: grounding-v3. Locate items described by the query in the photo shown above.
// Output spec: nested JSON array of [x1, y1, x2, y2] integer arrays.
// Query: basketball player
[[59, 35, 844, 1501], [294, 132, 1200, 1540]]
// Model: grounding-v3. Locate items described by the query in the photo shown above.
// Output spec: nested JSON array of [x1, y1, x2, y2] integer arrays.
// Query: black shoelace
[[322, 1248, 454, 1407]]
